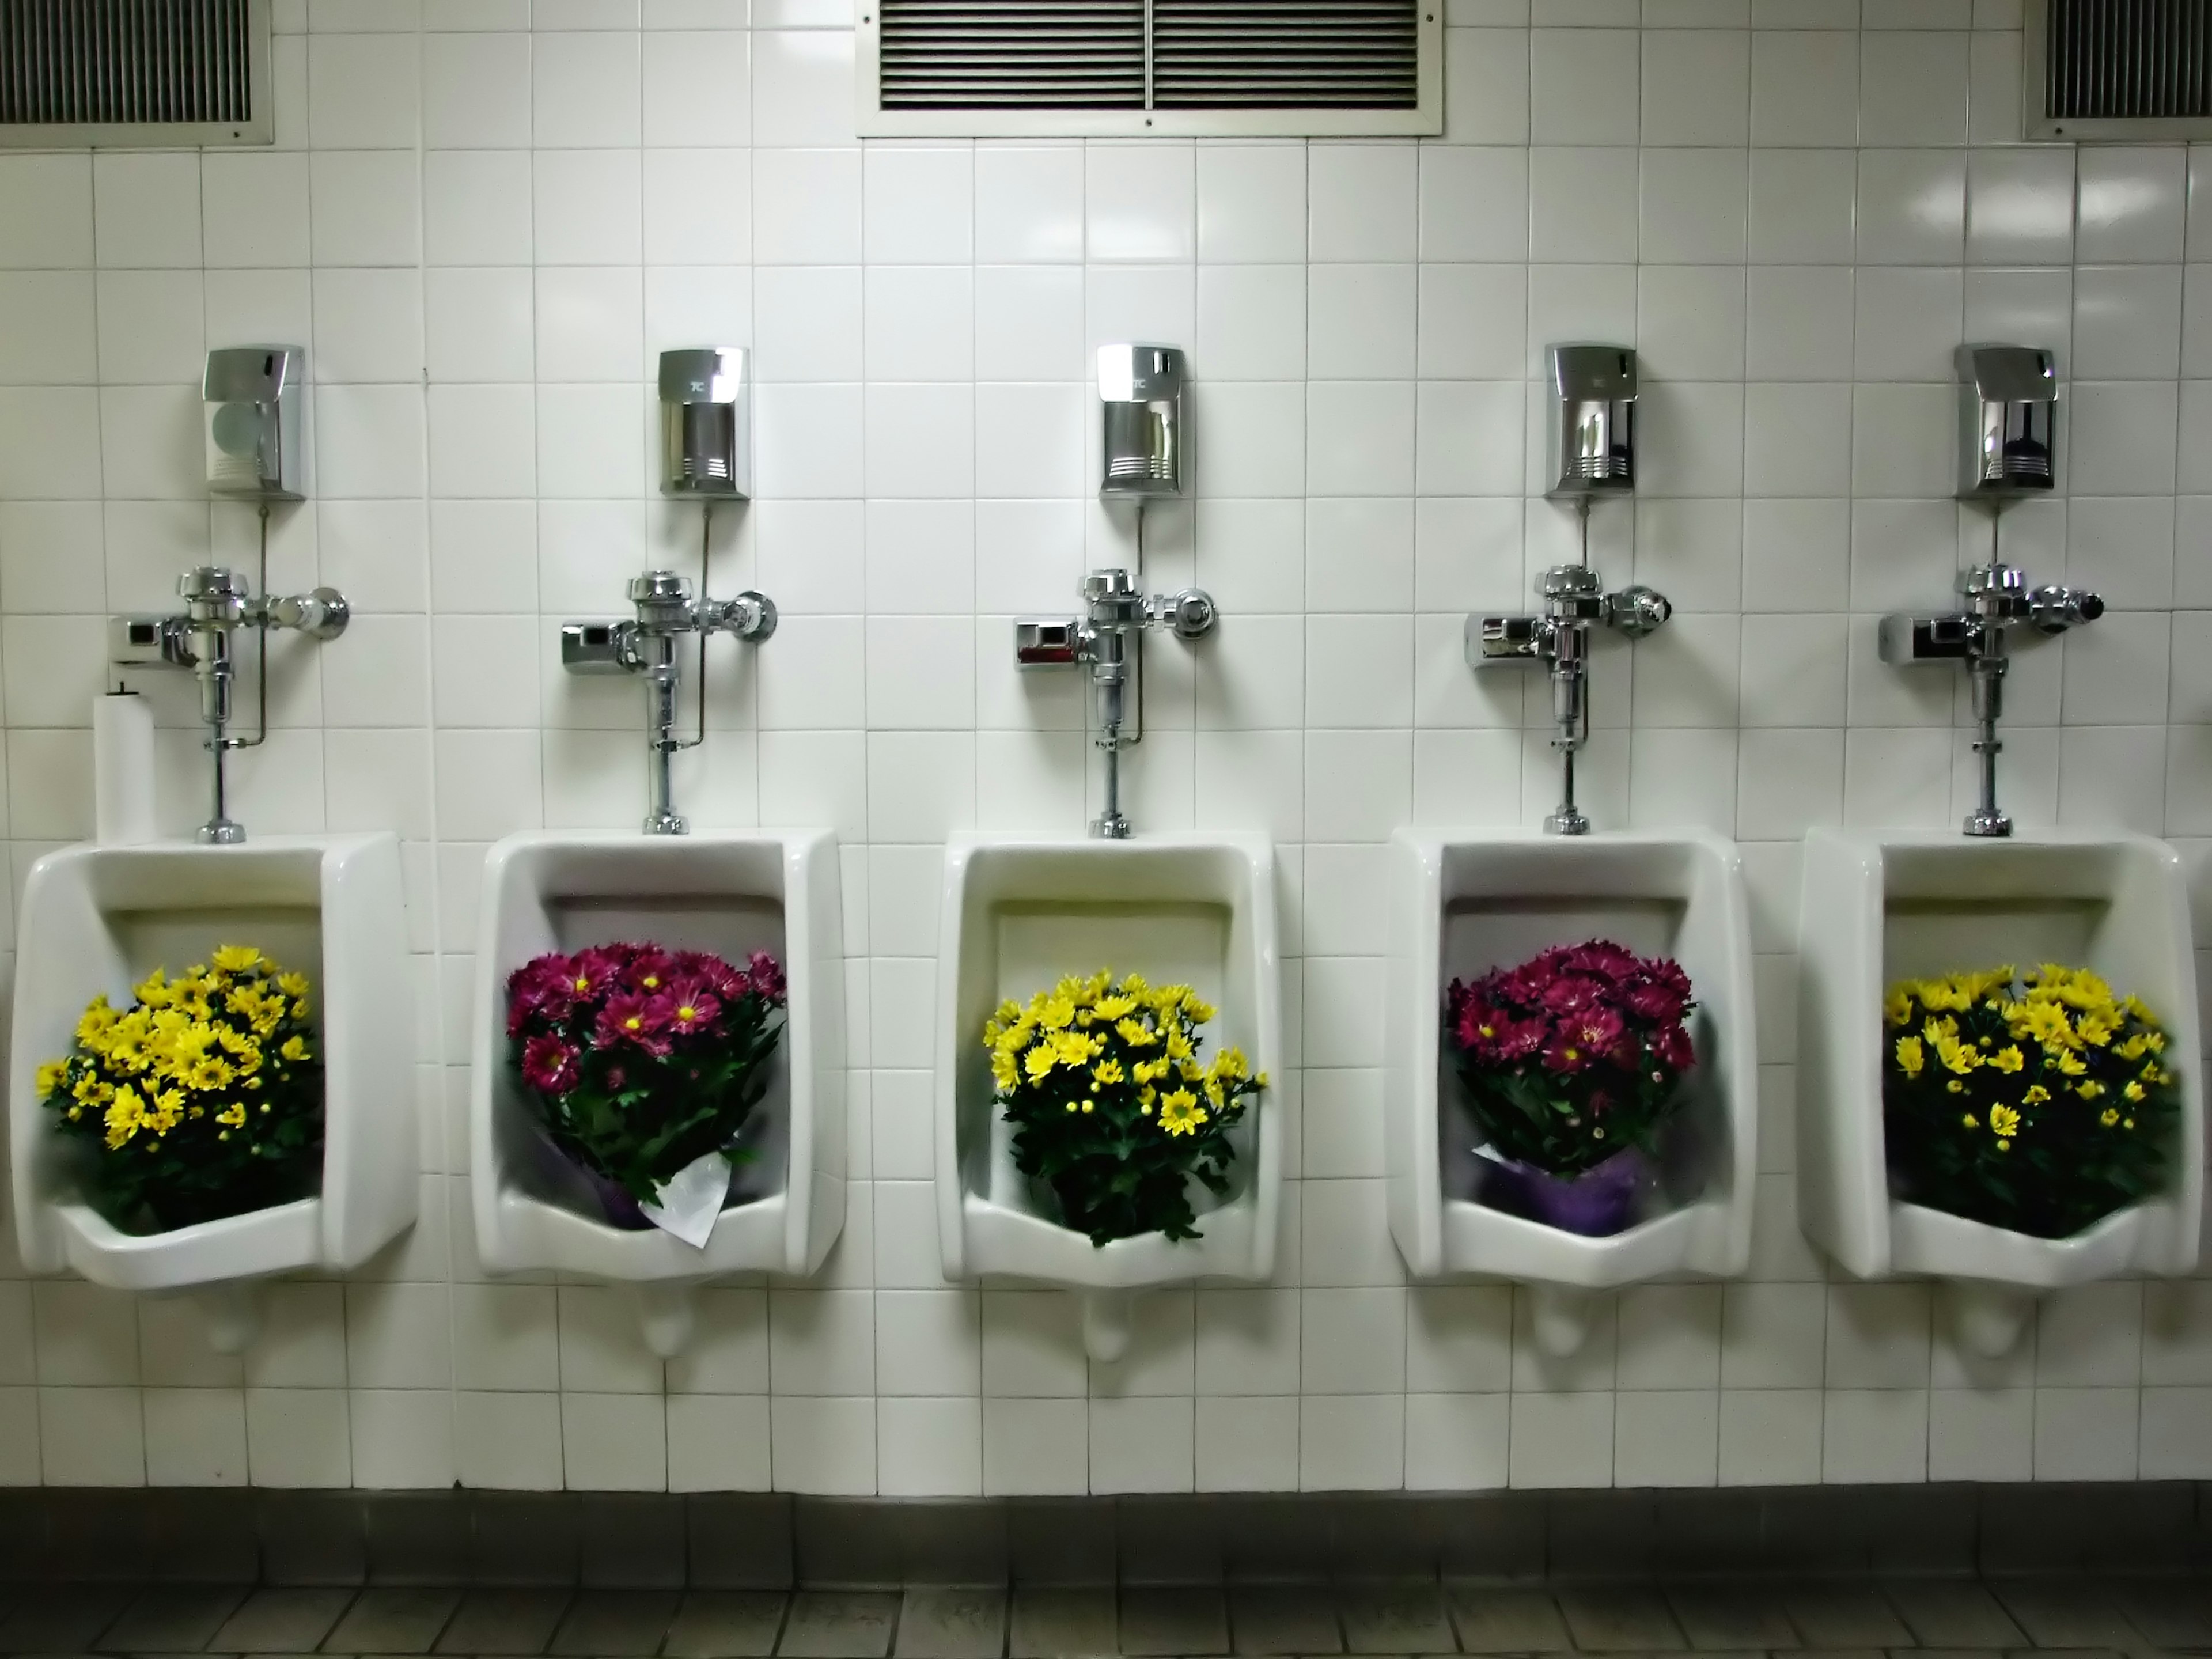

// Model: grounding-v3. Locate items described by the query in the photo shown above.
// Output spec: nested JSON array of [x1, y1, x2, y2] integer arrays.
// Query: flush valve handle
[[2028, 585, 2103, 635], [712, 590, 778, 643], [1152, 588, 1217, 641], [1606, 585, 1672, 639], [266, 587, 350, 639]]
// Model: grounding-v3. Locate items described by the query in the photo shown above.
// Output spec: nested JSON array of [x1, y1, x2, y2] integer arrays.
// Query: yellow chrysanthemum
[[2101, 1108, 2121, 1127], [34, 1059, 67, 1098], [1115, 1017, 1157, 1047], [1936, 1035, 1983, 1076], [104, 1085, 147, 1150], [215, 1103, 247, 1128], [2050, 1047, 2088, 1077], [1988, 1104, 2021, 1139], [1988, 1045, 2025, 1074], [2023, 1084, 2051, 1104], [1158, 1088, 1207, 1137], [1894, 1036, 1925, 1078], [1883, 986, 1915, 1027], [1024, 1045, 1058, 1082], [183, 1054, 236, 1093], [1040, 995, 1076, 1032], [279, 1035, 311, 1064], [2125, 1080, 2146, 1103], [1916, 979, 1967, 1013], [210, 945, 264, 974], [1093, 1058, 1125, 1086], [147, 1088, 184, 1134]]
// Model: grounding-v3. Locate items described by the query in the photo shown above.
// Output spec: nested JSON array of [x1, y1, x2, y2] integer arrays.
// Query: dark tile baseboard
[[3, 1485, 2210, 1590]]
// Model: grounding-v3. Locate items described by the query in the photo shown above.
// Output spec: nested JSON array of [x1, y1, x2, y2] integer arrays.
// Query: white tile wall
[[0, 2, 2206, 1495]]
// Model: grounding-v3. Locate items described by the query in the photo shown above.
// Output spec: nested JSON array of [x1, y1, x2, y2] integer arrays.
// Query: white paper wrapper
[[640, 1150, 732, 1248]]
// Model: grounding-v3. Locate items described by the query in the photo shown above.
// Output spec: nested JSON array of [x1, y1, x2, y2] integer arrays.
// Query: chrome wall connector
[[1469, 344, 1667, 836], [1875, 342, 2086, 838], [1016, 569, 1215, 840], [559, 347, 770, 836], [111, 558, 350, 845], [1470, 561, 1671, 836], [1013, 343, 1211, 839], [109, 346, 341, 844], [560, 567, 775, 836], [1879, 562, 2101, 838]]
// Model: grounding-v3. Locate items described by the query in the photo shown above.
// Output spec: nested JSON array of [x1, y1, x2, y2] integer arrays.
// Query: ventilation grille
[[2033, 0, 2212, 133], [1, 0, 267, 143], [879, 0, 1145, 108], [875, 0, 1419, 115], [1152, 0, 1418, 108]]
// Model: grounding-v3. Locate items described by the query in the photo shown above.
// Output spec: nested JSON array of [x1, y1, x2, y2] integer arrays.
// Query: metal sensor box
[[1098, 343, 1185, 498], [1544, 344, 1637, 501], [1956, 343, 2057, 500], [202, 346, 305, 501], [658, 346, 752, 498]]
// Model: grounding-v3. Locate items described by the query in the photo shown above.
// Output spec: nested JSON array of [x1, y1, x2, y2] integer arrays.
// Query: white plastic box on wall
[[469, 830, 845, 1358], [1386, 830, 1760, 1356], [934, 835, 1283, 1363], [9, 834, 419, 1353], [1797, 829, 2205, 1356]]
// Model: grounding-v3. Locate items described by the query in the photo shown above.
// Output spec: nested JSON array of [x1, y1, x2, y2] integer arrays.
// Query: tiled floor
[[0, 1578, 2206, 1659]]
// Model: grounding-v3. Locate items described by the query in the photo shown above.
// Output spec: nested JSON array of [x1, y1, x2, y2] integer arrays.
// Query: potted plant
[[985, 969, 1267, 1247], [505, 941, 787, 1245], [1883, 963, 2181, 1238], [1443, 940, 1698, 1237], [37, 946, 324, 1234]]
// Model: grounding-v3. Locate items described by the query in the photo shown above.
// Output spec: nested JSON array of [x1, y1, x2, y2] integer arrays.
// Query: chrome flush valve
[[111, 565, 351, 845], [1880, 562, 2101, 838], [1016, 568, 1218, 840], [1469, 564, 1672, 836], [562, 571, 776, 836]]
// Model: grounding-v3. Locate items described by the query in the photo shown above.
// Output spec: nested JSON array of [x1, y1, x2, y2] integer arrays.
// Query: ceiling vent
[[2025, 0, 2212, 139], [0, 0, 272, 148], [859, 0, 1440, 136]]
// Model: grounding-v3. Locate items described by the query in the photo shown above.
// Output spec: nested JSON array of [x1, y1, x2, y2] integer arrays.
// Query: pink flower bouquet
[[506, 942, 786, 1222], [1444, 940, 1697, 1234]]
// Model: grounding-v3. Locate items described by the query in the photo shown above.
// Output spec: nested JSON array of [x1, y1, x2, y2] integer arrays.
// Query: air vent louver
[[2029, 0, 2212, 137], [1, 0, 270, 146], [1152, 0, 1418, 108], [864, 0, 1436, 135], [879, 0, 1144, 108]]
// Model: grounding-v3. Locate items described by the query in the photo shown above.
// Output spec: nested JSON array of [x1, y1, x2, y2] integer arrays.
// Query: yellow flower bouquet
[[37, 946, 323, 1234], [1883, 963, 2180, 1238], [984, 970, 1267, 1247]]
